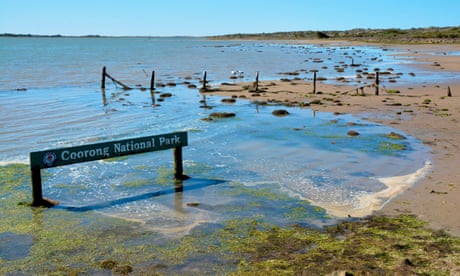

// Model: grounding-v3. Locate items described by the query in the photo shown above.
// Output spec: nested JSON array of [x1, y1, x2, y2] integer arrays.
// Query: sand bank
[[208, 43, 460, 236]]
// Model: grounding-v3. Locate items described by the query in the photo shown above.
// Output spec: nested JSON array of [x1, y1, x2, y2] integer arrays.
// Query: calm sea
[[0, 37, 435, 233]]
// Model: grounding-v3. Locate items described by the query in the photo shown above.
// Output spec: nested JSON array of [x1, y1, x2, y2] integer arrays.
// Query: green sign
[[30, 131, 188, 169]]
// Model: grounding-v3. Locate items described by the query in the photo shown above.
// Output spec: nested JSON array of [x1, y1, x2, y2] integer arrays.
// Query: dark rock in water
[[272, 109, 289, 117], [347, 130, 360, 136], [385, 131, 406, 140], [222, 98, 236, 104], [252, 100, 268, 106], [209, 112, 236, 118], [310, 99, 322, 105], [159, 92, 172, 98]]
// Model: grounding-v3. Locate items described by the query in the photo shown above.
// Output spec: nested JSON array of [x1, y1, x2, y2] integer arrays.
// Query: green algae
[[219, 182, 329, 221], [151, 161, 213, 186], [378, 141, 408, 152], [2, 164, 460, 275], [220, 182, 290, 201], [121, 178, 152, 188], [221, 215, 460, 275], [383, 131, 406, 140]]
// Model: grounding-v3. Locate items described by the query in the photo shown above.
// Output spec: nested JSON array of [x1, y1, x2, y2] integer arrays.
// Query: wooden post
[[375, 71, 379, 96], [255, 71, 259, 92], [448, 86, 452, 97], [150, 91, 156, 106], [150, 70, 155, 91], [201, 94, 208, 108], [202, 71, 207, 91], [174, 181, 184, 193], [312, 70, 317, 94], [101, 89, 107, 106], [173, 147, 188, 180], [101, 66, 106, 89], [103, 68, 131, 90], [150, 70, 156, 106], [31, 167, 43, 207]]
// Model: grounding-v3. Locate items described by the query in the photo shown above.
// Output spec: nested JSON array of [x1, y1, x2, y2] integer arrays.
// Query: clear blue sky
[[1, 0, 459, 36]]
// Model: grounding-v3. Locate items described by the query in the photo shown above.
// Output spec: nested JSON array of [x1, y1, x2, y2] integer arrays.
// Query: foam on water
[[303, 161, 432, 217]]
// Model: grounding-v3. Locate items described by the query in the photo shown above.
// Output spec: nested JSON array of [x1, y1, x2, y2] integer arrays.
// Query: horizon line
[[2, 25, 459, 39]]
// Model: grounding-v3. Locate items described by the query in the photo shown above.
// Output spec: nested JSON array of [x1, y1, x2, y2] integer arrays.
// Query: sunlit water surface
[[0, 37, 438, 234]]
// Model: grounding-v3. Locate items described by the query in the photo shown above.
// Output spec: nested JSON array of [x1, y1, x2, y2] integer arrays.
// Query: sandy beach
[[208, 43, 460, 236]]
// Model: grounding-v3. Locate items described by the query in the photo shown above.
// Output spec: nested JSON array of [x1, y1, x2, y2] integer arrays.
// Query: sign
[[30, 131, 188, 169], [29, 131, 188, 207]]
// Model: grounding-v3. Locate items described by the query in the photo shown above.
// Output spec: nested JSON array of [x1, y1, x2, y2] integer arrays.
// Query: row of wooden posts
[[99, 66, 391, 106], [101, 66, 208, 106], [101, 66, 455, 99], [101, 66, 209, 92]]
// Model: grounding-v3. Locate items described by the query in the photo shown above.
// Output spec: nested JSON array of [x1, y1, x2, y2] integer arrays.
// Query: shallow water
[[2, 36, 457, 92], [0, 84, 431, 233], [0, 37, 437, 234]]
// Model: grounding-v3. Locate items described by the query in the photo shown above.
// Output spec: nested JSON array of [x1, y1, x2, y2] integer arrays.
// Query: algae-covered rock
[[385, 131, 406, 140], [347, 130, 360, 136], [209, 112, 236, 118], [272, 109, 289, 117]]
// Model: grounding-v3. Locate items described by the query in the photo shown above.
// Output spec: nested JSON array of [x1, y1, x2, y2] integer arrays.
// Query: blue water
[[0, 37, 439, 233], [2, 37, 456, 92]]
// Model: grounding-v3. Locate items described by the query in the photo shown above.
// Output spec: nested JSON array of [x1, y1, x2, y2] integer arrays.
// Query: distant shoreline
[[0, 33, 102, 38], [208, 26, 460, 44], [0, 33, 201, 38], [0, 33, 199, 39], [2, 25, 460, 44]]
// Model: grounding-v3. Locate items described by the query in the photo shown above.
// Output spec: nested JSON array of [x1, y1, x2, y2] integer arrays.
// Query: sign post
[[30, 131, 188, 207]]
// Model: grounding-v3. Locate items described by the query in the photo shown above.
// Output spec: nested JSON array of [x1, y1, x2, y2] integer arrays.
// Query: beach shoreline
[[208, 42, 460, 236]]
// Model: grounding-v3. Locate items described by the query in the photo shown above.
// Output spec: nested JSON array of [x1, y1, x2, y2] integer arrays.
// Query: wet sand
[[208, 43, 460, 236]]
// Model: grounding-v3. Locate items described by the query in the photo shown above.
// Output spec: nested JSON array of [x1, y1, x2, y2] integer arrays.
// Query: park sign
[[30, 132, 187, 169], [29, 131, 188, 207]]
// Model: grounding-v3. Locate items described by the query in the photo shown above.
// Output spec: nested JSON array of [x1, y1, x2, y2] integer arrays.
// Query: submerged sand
[[208, 43, 460, 236]]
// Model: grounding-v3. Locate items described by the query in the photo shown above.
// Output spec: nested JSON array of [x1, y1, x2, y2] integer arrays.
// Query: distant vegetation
[[0, 33, 101, 38], [3, 26, 460, 44], [209, 26, 460, 44]]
